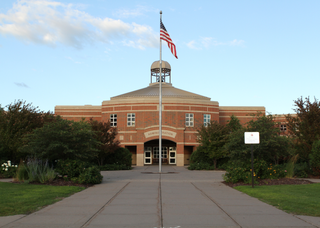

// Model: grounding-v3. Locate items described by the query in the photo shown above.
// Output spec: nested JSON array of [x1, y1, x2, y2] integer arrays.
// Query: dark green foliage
[[309, 140, 320, 175], [294, 162, 311, 178], [100, 164, 132, 171], [104, 147, 132, 167], [0, 160, 18, 178], [0, 100, 54, 162], [226, 114, 293, 164], [76, 166, 103, 184], [286, 97, 320, 161], [190, 146, 212, 165], [88, 119, 120, 166], [55, 159, 92, 180], [20, 117, 99, 162], [196, 120, 230, 168], [227, 114, 242, 132], [188, 162, 215, 170], [223, 160, 286, 183]]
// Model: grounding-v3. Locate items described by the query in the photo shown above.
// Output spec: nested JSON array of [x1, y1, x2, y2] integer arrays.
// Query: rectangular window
[[110, 114, 117, 127], [204, 114, 211, 126], [127, 113, 135, 127], [186, 113, 194, 127], [280, 124, 287, 131]]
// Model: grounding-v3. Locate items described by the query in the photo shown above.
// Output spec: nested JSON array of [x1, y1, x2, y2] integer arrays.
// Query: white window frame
[[186, 113, 194, 127], [127, 113, 135, 127], [110, 114, 117, 127], [204, 114, 211, 126]]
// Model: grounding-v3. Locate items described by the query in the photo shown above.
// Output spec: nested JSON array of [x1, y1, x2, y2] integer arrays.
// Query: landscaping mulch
[[223, 178, 314, 188], [11, 178, 93, 188]]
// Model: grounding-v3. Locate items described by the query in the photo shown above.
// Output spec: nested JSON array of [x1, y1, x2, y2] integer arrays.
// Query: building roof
[[111, 83, 211, 100]]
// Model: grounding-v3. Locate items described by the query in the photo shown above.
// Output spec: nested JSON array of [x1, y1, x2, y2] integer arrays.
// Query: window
[[204, 114, 211, 126], [110, 114, 117, 127], [186, 113, 194, 127], [280, 124, 287, 131], [127, 113, 135, 126]]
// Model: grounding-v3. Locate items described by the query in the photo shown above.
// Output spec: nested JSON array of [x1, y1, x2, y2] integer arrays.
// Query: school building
[[55, 60, 267, 166]]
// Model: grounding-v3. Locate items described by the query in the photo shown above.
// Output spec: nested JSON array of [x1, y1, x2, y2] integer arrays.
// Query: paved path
[[1, 166, 320, 228]]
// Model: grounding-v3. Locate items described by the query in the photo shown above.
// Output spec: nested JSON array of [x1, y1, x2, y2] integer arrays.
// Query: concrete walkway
[[0, 166, 319, 228]]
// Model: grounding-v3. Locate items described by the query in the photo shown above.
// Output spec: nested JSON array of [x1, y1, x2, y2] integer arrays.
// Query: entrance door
[[153, 147, 168, 164], [144, 147, 152, 164], [169, 147, 176, 164]]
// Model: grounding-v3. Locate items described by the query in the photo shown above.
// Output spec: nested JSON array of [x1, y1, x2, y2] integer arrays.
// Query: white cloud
[[186, 37, 245, 49], [113, 5, 156, 18], [186, 40, 201, 50], [0, 0, 158, 49], [14, 82, 29, 88]]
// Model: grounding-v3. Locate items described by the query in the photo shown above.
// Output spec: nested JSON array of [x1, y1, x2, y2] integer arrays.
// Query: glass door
[[169, 147, 176, 164], [144, 147, 152, 164]]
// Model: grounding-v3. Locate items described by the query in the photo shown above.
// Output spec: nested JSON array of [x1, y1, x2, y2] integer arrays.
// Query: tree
[[20, 116, 99, 162], [88, 119, 120, 166], [286, 97, 320, 161], [227, 114, 242, 133], [227, 113, 293, 164], [197, 120, 230, 169], [0, 100, 54, 162]]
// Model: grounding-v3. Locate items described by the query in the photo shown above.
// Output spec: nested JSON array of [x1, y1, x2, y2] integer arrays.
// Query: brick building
[[55, 61, 265, 166]]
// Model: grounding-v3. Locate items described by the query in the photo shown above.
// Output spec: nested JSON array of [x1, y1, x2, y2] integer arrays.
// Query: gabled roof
[[111, 83, 211, 101]]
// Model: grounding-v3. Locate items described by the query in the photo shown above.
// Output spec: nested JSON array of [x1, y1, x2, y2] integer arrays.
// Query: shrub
[[188, 163, 215, 170], [285, 154, 299, 178], [15, 162, 28, 181], [223, 160, 286, 184], [23, 158, 56, 183], [104, 148, 132, 167], [0, 160, 18, 178], [55, 160, 92, 180], [309, 140, 320, 175], [294, 162, 310, 178], [76, 166, 103, 184], [190, 146, 212, 165]]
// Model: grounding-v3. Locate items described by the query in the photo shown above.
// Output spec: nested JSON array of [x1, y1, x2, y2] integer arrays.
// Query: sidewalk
[[0, 166, 319, 228]]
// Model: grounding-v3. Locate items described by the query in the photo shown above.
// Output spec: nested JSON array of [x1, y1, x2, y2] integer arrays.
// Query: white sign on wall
[[244, 132, 260, 144]]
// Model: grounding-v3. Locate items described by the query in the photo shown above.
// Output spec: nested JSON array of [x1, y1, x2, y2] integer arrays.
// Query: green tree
[[20, 116, 99, 162], [197, 120, 230, 169], [286, 97, 320, 161], [227, 114, 242, 132], [227, 113, 293, 164], [0, 100, 53, 162], [88, 118, 120, 166]]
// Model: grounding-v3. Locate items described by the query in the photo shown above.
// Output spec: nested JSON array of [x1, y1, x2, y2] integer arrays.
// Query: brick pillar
[[136, 143, 144, 166], [176, 143, 184, 166]]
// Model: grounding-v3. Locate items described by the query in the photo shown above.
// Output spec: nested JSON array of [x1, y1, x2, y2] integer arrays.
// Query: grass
[[235, 183, 320, 217], [0, 182, 85, 216]]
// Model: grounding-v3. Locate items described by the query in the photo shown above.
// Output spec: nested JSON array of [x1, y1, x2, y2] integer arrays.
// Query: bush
[[285, 154, 299, 178], [223, 160, 286, 184], [76, 166, 103, 184], [188, 163, 215, 170], [104, 148, 132, 167], [55, 160, 92, 180], [190, 146, 212, 165], [22, 158, 56, 183], [100, 164, 131, 171], [309, 140, 320, 175], [294, 162, 311, 178], [0, 160, 18, 178]]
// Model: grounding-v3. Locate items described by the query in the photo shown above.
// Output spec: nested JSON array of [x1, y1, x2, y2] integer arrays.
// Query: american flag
[[160, 19, 178, 59]]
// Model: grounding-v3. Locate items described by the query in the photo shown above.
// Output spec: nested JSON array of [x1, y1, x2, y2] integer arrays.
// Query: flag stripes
[[160, 19, 178, 59]]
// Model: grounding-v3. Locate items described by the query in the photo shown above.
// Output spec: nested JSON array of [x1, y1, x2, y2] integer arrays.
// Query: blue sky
[[1, 0, 319, 115]]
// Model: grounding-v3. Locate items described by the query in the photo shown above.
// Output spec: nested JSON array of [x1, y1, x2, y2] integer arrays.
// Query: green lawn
[[235, 183, 320, 217], [0, 182, 85, 216]]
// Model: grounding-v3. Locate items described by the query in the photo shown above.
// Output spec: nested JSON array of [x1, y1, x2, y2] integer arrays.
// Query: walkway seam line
[[81, 182, 131, 228], [191, 182, 242, 228], [293, 215, 320, 228], [159, 173, 163, 228]]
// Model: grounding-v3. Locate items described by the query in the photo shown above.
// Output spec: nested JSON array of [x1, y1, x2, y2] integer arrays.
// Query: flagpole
[[159, 10, 162, 173]]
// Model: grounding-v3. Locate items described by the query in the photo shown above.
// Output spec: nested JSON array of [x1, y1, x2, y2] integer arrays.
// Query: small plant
[[16, 157, 56, 183], [55, 160, 91, 180], [76, 166, 103, 184], [1, 160, 18, 178], [285, 154, 299, 178], [310, 140, 320, 175]]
